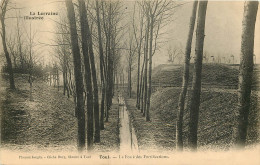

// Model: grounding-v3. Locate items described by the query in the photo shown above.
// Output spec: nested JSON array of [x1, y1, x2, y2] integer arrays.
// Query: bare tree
[[176, 1, 198, 151], [188, 0, 208, 151], [144, 0, 176, 121], [167, 45, 180, 64], [233, 1, 258, 149], [15, 9, 26, 71], [24, 23, 37, 101], [127, 30, 137, 98], [100, 1, 124, 122], [0, 0, 15, 89], [78, 0, 95, 149], [142, 20, 149, 118], [53, 15, 73, 99], [6, 35, 18, 69], [203, 50, 209, 63], [78, 0, 100, 144], [177, 46, 184, 64], [95, 0, 105, 130], [65, 0, 86, 151], [132, 2, 144, 109], [60, 25, 71, 97]]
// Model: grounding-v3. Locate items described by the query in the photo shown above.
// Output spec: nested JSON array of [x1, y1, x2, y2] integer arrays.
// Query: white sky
[[153, 1, 260, 65]]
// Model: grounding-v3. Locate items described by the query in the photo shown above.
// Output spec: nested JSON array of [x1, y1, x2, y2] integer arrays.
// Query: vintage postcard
[[0, 0, 259, 164]]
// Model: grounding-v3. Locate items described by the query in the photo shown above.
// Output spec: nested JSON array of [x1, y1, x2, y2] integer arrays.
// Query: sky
[[0, 0, 260, 67], [153, 1, 260, 65]]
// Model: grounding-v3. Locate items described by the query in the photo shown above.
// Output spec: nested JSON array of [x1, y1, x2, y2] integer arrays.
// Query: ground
[[0, 74, 119, 152], [151, 64, 259, 89], [125, 64, 260, 152], [1, 64, 259, 153], [125, 88, 259, 152]]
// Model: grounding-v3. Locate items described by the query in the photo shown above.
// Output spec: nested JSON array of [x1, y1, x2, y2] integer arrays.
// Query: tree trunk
[[233, 1, 258, 149], [139, 53, 145, 113], [84, 1, 100, 143], [65, 63, 70, 98], [105, 4, 112, 122], [105, 62, 110, 122], [100, 84, 105, 129], [116, 71, 118, 89], [28, 23, 33, 101], [96, 0, 105, 130], [188, 0, 208, 151], [62, 54, 69, 97], [146, 16, 154, 122], [29, 52, 33, 101], [176, 1, 198, 151], [143, 21, 149, 117], [130, 66, 131, 98], [136, 41, 141, 108], [57, 69, 59, 91], [101, 3, 109, 123], [1, 6, 15, 89], [143, 59, 148, 117], [78, 0, 95, 149], [49, 72, 52, 86], [63, 70, 66, 95], [128, 59, 132, 98], [122, 72, 124, 90], [65, 0, 86, 151], [109, 33, 115, 105]]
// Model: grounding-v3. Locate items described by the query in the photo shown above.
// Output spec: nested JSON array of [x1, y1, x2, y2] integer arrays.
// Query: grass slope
[[125, 87, 259, 152], [151, 63, 258, 88], [0, 74, 119, 152]]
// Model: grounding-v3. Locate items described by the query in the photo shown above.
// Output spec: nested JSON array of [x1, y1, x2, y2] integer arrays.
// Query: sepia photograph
[[0, 0, 259, 164]]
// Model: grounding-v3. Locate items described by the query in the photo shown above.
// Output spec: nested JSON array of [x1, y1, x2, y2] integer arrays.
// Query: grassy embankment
[[0, 74, 119, 152], [125, 64, 259, 152]]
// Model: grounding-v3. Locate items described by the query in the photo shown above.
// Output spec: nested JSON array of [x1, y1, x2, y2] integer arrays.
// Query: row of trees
[[60, 0, 125, 150], [126, 0, 178, 122], [174, 0, 259, 151], [125, 0, 258, 151], [1, 0, 57, 100], [168, 48, 238, 65], [1, 0, 125, 151]]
